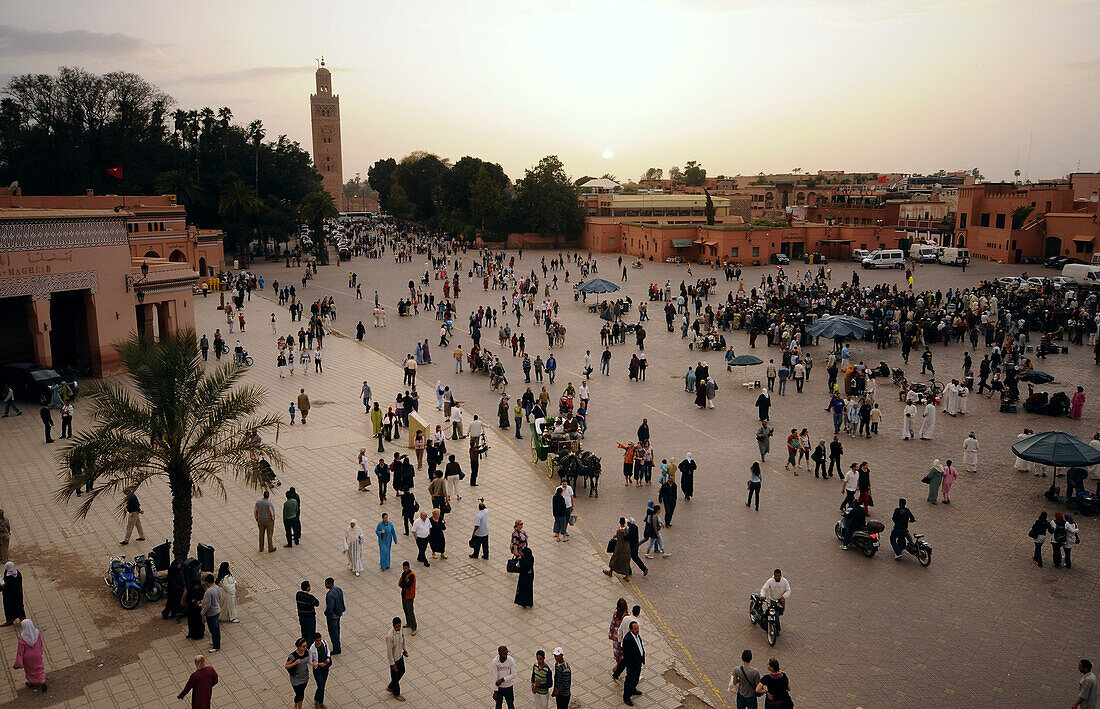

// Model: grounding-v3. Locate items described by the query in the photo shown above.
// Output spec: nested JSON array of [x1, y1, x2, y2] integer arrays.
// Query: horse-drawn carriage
[[530, 417, 602, 497]]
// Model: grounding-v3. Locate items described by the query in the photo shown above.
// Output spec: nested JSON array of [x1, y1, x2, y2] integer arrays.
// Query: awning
[[821, 239, 853, 243], [703, 241, 718, 246], [1072, 235, 1095, 243], [670, 238, 694, 248]]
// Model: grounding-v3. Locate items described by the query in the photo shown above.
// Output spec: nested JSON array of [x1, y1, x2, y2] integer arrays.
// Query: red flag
[[106, 166, 123, 179], [877, 175, 888, 184]]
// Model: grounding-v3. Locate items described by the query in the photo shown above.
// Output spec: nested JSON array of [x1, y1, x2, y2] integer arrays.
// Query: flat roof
[[0, 208, 123, 219]]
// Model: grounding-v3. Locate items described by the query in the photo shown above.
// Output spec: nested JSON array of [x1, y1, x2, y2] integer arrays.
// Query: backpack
[[1053, 523, 1068, 545]]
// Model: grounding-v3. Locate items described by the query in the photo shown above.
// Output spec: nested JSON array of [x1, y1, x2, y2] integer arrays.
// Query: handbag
[[442, 500, 452, 514], [920, 474, 931, 484], [506, 557, 521, 573], [606, 538, 616, 553], [470, 536, 478, 550], [568, 514, 577, 526]]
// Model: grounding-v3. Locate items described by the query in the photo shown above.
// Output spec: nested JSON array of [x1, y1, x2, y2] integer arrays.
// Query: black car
[[0, 363, 79, 405], [1044, 256, 1063, 269], [769, 253, 790, 265]]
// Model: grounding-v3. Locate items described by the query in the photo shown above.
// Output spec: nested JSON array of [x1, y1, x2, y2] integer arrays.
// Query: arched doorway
[[144, 250, 160, 258], [955, 234, 965, 247], [1043, 237, 1062, 259], [169, 249, 187, 263], [198, 257, 207, 278]]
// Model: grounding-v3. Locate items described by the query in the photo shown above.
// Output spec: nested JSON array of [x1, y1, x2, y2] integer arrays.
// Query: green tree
[[704, 189, 716, 226], [469, 164, 507, 233], [392, 152, 449, 221], [669, 166, 684, 185], [367, 158, 398, 211], [155, 170, 200, 209], [510, 155, 585, 238], [684, 161, 706, 186], [643, 167, 663, 181], [56, 330, 283, 562], [247, 119, 265, 193], [298, 189, 339, 264], [218, 179, 262, 255], [1011, 205, 1034, 229]]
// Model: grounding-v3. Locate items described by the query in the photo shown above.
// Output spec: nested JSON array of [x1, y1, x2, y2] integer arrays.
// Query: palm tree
[[247, 119, 265, 194], [218, 179, 262, 220], [1012, 205, 1035, 230], [155, 170, 200, 208], [299, 189, 339, 265], [217, 107, 233, 170], [56, 330, 283, 561]]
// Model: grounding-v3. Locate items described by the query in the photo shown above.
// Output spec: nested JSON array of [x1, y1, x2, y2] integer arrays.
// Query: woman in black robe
[[162, 559, 185, 619], [182, 580, 205, 640], [659, 477, 679, 527], [513, 548, 534, 608], [428, 510, 447, 558], [694, 379, 707, 408], [1, 562, 25, 625], [678, 454, 697, 500]]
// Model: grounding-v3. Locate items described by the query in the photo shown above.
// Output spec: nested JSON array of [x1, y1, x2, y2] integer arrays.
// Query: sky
[[3, 0, 1099, 185]]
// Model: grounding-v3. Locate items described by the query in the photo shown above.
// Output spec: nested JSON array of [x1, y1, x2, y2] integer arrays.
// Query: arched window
[[144, 250, 160, 258], [169, 249, 187, 263]]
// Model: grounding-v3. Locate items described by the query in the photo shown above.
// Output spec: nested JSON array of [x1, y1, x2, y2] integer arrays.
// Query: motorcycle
[[748, 594, 781, 647], [104, 555, 144, 609], [133, 554, 165, 601], [898, 532, 933, 567], [234, 348, 254, 367], [834, 519, 885, 558]]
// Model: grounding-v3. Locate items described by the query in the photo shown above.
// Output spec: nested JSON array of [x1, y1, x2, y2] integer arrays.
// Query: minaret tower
[[310, 57, 344, 211]]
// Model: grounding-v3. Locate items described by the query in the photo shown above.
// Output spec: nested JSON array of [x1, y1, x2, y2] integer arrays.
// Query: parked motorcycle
[[133, 554, 165, 601], [835, 519, 885, 558], [104, 555, 143, 609], [898, 532, 933, 567], [748, 594, 781, 647]]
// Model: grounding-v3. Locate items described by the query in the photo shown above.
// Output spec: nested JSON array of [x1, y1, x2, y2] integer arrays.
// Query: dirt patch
[[2, 543, 178, 706], [664, 665, 699, 691], [676, 694, 715, 709]]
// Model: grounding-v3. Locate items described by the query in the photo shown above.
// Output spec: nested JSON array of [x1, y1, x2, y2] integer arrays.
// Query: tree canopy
[[0, 67, 323, 253]]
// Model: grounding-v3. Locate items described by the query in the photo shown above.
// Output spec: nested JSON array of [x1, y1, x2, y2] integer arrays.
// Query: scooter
[[133, 554, 165, 601], [104, 555, 143, 609], [897, 532, 933, 567], [834, 519, 885, 558], [748, 594, 782, 647]]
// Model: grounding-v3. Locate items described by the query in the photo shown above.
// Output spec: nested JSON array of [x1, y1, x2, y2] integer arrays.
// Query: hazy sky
[[3, 0, 1098, 184]]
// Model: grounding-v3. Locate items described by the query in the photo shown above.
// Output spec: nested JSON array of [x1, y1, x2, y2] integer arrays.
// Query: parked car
[[1044, 256, 1063, 269], [851, 249, 870, 262], [1050, 276, 1077, 291], [0, 363, 79, 405], [769, 253, 790, 265], [996, 276, 1022, 287]]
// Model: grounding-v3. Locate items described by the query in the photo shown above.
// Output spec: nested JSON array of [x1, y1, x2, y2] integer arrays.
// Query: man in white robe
[[962, 432, 979, 473], [919, 401, 936, 440], [902, 403, 917, 440], [943, 381, 960, 417], [344, 520, 365, 576]]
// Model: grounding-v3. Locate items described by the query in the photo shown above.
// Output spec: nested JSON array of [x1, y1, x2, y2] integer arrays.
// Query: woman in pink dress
[[1070, 386, 1086, 420], [941, 459, 959, 504], [13, 617, 45, 692]]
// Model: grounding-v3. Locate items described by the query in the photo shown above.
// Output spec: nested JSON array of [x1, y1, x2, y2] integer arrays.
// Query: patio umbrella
[[805, 315, 873, 340], [1018, 370, 1055, 384], [577, 278, 621, 295], [1011, 430, 1100, 467], [727, 354, 764, 385]]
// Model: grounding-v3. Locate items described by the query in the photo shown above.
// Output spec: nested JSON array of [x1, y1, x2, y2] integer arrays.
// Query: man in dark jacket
[[296, 580, 320, 642], [890, 499, 916, 559], [625, 518, 648, 577], [621, 622, 645, 705], [40, 405, 54, 443]]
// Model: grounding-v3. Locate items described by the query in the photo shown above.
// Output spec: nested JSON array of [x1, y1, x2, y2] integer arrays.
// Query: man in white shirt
[[470, 501, 490, 560], [842, 464, 859, 507], [451, 405, 465, 439], [411, 511, 433, 567], [386, 617, 408, 701], [491, 645, 517, 709], [468, 415, 485, 449], [578, 382, 590, 406], [559, 480, 575, 521], [759, 569, 791, 634]]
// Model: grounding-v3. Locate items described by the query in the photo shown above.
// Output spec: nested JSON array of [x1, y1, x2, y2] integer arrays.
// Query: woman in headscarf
[[1063, 513, 1079, 569], [513, 547, 534, 609], [13, 618, 45, 692], [628, 354, 640, 381], [925, 459, 944, 504], [428, 509, 447, 559], [1, 561, 24, 626], [603, 518, 632, 582], [177, 654, 218, 709], [375, 514, 397, 571], [705, 376, 717, 409], [435, 380, 445, 411], [344, 519, 365, 576], [215, 562, 238, 623], [678, 453, 696, 500], [694, 377, 707, 408], [609, 598, 628, 673], [358, 448, 371, 491], [1070, 386, 1086, 420], [684, 366, 696, 393], [163, 559, 185, 620], [183, 579, 205, 640], [421, 339, 432, 365], [415, 341, 424, 366], [383, 407, 396, 441], [755, 389, 771, 421]]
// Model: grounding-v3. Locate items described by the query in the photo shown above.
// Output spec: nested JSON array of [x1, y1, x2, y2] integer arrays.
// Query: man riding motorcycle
[[839, 497, 866, 550], [759, 569, 791, 633], [890, 498, 916, 559]]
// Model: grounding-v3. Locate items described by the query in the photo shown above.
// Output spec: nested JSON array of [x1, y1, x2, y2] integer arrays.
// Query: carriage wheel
[[530, 437, 538, 463], [546, 457, 554, 479]]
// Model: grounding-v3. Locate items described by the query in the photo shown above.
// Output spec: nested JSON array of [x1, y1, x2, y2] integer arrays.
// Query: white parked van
[[939, 247, 970, 266], [861, 249, 905, 269], [1091, 253, 1100, 265], [1061, 263, 1100, 288], [909, 244, 938, 263], [851, 249, 870, 262]]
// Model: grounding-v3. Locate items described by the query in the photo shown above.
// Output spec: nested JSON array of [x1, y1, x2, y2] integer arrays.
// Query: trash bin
[[182, 557, 202, 587], [150, 540, 171, 572], [196, 543, 215, 573]]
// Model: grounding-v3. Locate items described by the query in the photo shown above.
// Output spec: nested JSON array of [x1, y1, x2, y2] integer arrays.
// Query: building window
[[980, 213, 990, 227], [959, 213, 967, 228], [752, 246, 760, 257], [730, 247, 739, 257], [995, 214, 1006, 229], [1076, 241, 1092, 254]]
